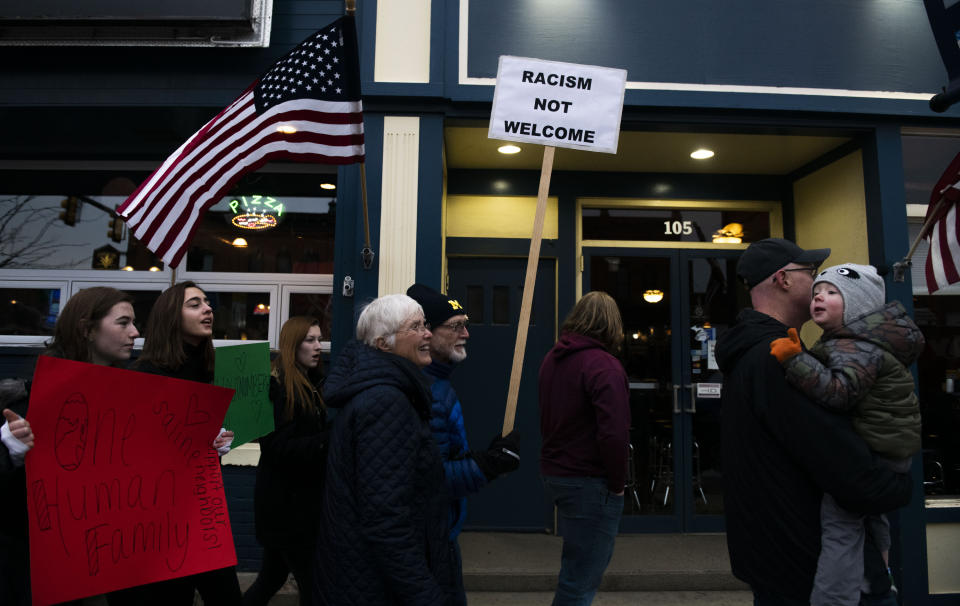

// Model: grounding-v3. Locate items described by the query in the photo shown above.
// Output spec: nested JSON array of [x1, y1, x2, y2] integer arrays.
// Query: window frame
[[0, 271, 334, 348]]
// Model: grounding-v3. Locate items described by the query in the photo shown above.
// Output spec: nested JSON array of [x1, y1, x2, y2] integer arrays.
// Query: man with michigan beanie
[[406, 283, 521, 606], [715, 238, 912, 605]]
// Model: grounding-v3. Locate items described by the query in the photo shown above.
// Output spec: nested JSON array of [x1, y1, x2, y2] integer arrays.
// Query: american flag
[[924, 152, 960, 293], [118, 16, 365, 268]]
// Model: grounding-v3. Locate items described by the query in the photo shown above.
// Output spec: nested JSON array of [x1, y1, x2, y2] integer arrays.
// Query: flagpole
[[892, 193, 950, 282], [359, 162, 375, 269], [344, 0, 373, 269]]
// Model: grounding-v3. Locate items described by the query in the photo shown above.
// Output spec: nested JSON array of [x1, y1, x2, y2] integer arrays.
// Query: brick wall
[[223, 465, 262, 571]]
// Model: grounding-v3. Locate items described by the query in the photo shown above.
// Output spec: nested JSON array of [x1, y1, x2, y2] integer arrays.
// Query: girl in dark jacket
[[120, 281, 241, 606], [1, 286, 138, 606], [243, 316, 328, 606]]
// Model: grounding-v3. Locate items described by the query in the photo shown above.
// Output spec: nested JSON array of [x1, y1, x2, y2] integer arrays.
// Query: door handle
[[685, 383, 696, 414], [672, 384, 697, 413]]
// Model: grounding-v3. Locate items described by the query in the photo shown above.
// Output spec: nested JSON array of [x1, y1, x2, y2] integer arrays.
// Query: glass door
[[583, 248, 746, 532], [680, 252, 746, 531]]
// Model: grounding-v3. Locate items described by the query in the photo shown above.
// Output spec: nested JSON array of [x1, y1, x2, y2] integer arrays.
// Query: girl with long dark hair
[[118, 280, 240, 606]]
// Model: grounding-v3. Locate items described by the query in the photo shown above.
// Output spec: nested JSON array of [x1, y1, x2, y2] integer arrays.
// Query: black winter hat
[[405, 283, 467, 328], [736, 238, 831, 288]]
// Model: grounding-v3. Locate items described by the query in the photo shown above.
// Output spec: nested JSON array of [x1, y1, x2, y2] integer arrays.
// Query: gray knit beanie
[[813, 263, 885, 326]]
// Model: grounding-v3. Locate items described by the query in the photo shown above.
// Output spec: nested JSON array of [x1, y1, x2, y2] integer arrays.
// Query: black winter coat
[[0, 379, 30, 606], [127, 342, 242, 606], [254, 373, 328, 548], [314, 340, 456, 606], [0, 379, 29, 542], [133, 342, 213, 383], [716, 309, 912, 601]]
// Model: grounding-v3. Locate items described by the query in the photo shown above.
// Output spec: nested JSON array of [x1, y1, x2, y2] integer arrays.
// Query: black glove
[[471, 429, 520, 481]]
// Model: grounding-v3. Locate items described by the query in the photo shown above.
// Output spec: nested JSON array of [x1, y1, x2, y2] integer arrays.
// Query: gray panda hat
[[813, 263, 885, 326]]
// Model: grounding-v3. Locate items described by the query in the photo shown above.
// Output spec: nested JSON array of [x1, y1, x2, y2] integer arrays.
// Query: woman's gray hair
[[356, 294, 424, 349]]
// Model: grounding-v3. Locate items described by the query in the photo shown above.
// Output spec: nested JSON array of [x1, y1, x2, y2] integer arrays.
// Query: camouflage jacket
[[783, 301, 924, 459]]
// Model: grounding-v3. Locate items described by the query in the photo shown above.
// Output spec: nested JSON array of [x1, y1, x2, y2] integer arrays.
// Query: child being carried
[[769, 263, 922, 606]]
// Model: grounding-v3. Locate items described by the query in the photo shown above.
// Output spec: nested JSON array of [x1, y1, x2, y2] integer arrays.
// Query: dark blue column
[[415, 114, 445, 289], [863, 123, 927, 604]]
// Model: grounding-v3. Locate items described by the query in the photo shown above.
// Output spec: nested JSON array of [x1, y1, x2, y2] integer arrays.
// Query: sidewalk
[[461, 531, 748, 592], [467, 591, 752, 605], [236, 531, 750, 604]]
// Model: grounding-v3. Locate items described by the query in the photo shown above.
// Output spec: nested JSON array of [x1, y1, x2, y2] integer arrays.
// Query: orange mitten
[[769, 327, 802, 363]]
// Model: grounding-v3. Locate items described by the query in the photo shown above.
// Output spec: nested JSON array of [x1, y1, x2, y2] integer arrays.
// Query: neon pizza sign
[[229, 195, 284, 230]]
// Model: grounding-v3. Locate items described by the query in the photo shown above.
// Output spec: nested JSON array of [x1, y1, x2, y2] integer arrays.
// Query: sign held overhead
[[489, 56, 627, 154]]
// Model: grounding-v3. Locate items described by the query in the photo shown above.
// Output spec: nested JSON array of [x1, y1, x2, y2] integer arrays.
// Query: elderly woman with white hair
[[314, 294, 457, 606]]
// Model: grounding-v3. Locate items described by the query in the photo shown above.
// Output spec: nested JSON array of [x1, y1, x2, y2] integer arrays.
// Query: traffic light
[[107, 215, 125, 243], [59, 196, 80, 226]]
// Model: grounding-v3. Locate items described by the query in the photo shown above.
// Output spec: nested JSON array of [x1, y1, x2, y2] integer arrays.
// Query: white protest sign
[[488, 56, 627, 154]]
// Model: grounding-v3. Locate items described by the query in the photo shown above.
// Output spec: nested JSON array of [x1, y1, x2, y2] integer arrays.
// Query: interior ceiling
[[445, 127, 852, 174]]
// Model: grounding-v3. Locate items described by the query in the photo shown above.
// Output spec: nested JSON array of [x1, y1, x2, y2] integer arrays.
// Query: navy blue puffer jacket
[[424, 361, 486, 541], [315, 340, 456, 605]]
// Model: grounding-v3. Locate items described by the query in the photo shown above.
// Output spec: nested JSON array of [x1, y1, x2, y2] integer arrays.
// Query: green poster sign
[[214, 342, 274, 448]]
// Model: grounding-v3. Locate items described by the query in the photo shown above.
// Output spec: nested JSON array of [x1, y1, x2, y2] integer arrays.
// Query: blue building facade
[[2, 1, 960, 602]]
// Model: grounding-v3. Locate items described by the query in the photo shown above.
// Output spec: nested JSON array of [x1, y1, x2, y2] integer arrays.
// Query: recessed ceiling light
[[232, 237, 249, 248], [690, 148, 715, 160], [320, 183, 336, 190], [498, 144, 522, 154]]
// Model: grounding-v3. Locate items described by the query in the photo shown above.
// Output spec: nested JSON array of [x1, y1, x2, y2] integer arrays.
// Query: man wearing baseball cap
[[406, 283, 520, 606], [715, 238, 911, 605]]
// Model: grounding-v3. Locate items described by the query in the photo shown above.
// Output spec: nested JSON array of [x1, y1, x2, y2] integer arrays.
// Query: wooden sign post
[[488, 56, 627, 434]]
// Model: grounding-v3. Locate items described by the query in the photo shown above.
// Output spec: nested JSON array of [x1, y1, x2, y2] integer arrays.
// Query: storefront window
[[0, 194, 158, 271], [0, 167, 335, 348], [116, 289, 163, 335], [902, 132, 960, 502], [184, 195, 335, 274], [914, 295, 960, 498], [0, 287, 60, 335], [287, 292, 333, 341], [208, 290, 272, 341]]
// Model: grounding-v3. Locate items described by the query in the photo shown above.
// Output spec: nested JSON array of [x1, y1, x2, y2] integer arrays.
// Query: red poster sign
[[25, 356, 237, 605]]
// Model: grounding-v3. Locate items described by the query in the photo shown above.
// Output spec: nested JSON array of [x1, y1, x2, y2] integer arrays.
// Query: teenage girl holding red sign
[[117, 280, 241, 606], [1, 286, 140, 606]]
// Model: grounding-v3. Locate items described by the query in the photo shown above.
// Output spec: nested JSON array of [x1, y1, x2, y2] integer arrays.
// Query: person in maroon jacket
[[538, 291, 630, 606]]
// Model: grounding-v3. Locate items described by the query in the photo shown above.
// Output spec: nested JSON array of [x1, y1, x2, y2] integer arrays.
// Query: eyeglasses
[[781, 265, 818, 279], [399, 319, 431, 335], [436, 319, 469, 333]]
